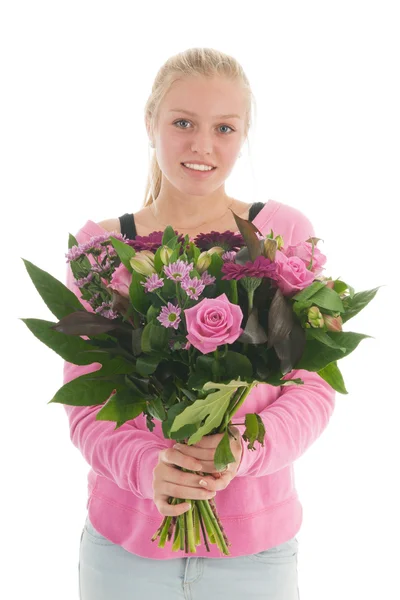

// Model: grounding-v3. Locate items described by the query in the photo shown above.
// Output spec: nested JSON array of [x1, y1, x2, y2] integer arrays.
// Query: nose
[[190, 130, 213, 155]]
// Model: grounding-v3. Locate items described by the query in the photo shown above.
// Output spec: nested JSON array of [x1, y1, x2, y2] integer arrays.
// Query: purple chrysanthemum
[[181, 276, 205, 300], [157, 301, 181, 330], [94, 302, 119, 319], [91, 258, 113, 274], [66, 232, 126, 262], [164, 259, 194, 282], [221, 255, 277, 281], [141, 273, 165, 293], [74, 272, 94, 288], [192, 230, 245, 252], [126, 230, 186, 252], [200, 271, 216, 286], [222, 250, 237, 262]]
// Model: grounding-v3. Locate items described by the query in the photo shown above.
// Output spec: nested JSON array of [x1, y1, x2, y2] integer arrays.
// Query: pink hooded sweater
[[63, 199, 336, 559]]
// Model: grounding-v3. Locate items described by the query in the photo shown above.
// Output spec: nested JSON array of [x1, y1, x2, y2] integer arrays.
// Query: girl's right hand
[[153, 446, 221, 517]]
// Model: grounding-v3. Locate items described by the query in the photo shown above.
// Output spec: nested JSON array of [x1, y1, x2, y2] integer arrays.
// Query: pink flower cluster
[[273, 241, 327, 296]]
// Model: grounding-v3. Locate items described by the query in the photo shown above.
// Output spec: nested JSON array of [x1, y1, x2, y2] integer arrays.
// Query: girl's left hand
[[173, 426, 243, 487]]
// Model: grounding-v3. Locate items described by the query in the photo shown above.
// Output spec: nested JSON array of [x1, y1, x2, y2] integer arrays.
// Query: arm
[[63, 223, 169, 500], [234, 369, 336, 477], [234, 204, 336, 477]]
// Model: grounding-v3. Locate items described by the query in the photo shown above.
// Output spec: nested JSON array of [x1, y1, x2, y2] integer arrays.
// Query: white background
[[2, 1, 399, 598]]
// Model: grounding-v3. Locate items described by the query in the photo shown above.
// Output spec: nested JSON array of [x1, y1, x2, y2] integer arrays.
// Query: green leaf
[[136, 353, 162, 376], [22, 259, 84, 319], [49, 374, 126, 406], [68, 233, 79, 250], [333, 279, 354, 298], [219, 351, 253, 380], [307, 286, 344, 312], [21, 318, 112, 365], [147, 396, 167, 421], [341, 286, 381, 323], [141, 322, 169, 353], [109, 236, 135, 271], [129, 270, 151, 315], [170, 380, 248, 445], [214, 430, 236, 471], [296, 332, 371, 372], [292, 281, 326, 303], [96, 387, 146, 423], [242, 413, 266, 450], [306, 327, 347, 352], [162, 225, 179, 247], [187, 371, 212, 391], [317, 361, 348, 394], [162, 399, 192, 439]]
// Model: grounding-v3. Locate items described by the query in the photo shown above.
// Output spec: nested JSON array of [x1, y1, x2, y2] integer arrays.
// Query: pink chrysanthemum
[[192, 230, 244, 252], [222, 250, 237, 262], [157, 302, 181, 330], [200, 272, 216, 286], [181, 276, 205, 300], [141, 273, 165, 293], [221, 255, 277, 281], [164, 259, 194, 282]]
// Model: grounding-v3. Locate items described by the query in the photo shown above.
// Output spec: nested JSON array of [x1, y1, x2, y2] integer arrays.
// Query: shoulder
[[262, 199, 315, 246], [96, 217, 121, 233]]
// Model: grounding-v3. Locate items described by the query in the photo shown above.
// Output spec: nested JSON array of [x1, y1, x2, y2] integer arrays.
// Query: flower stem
[[226, 382, 256, 423]]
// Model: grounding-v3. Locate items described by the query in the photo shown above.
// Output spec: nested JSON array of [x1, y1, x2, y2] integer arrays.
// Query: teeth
[[183, 163, 214, 171]]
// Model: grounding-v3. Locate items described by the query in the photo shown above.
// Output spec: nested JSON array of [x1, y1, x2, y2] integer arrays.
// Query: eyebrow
[[169, 109, 242, 120]]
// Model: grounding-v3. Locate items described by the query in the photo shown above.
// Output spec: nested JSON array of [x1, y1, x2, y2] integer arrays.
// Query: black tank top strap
[[118, 203, 264, 240], [118, 213, 137, 240], [249, 201, 266, 221]]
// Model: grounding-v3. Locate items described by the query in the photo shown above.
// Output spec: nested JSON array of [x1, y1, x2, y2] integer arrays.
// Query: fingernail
[[199, 479, 208, 487], [173, 444, 181, 449]]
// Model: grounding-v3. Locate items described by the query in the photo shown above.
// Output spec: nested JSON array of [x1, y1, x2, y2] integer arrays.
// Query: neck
[[149, 194, 235, 231]]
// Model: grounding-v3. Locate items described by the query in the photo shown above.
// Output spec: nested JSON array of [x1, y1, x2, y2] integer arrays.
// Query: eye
[[173, 120, 235, 134]]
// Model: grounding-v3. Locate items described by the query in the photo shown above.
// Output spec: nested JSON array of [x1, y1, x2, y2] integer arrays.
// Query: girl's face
[[150, 76, 248, 197]]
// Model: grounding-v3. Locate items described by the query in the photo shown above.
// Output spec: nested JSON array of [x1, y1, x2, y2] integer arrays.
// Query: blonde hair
[[143, 47, 256, 207]]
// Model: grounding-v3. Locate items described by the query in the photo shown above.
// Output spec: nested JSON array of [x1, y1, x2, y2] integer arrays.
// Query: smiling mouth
[[181, 163, 217, 170]]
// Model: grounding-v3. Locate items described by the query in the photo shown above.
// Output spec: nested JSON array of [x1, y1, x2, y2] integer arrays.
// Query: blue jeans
[[79, 514, 300, 599]]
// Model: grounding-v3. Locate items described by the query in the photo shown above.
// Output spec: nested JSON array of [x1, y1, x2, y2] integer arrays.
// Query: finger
[[156, 499, 193, 517], [162, 482, 217, 503], [173, 444, 215, 466], [160, 447, 203, 472], [170, 469, 228, 492]]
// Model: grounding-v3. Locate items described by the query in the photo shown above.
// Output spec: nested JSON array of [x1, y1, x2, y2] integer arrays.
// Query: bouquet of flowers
[[21, 211, 378, 555]]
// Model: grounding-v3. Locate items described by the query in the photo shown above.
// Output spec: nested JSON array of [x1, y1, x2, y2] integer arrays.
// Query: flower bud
[[196, 251, 212, 274], [307, 306, 324, 328], [140, 250, 156, 261], [323, 314, 343, 332], [130, 252, 156, 276], [325, 279, 335, 289], [275, 235, 284, 250], [207, 246, 225, 256], [263, 238, 277, 261], [160, 245, 173, 265]]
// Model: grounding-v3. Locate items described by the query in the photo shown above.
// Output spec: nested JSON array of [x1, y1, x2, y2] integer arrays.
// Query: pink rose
[[284, 241, 327, 276], [274, 250, 315, 296], [109, 263, 132, 298], [184, 293, 243, 354]]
